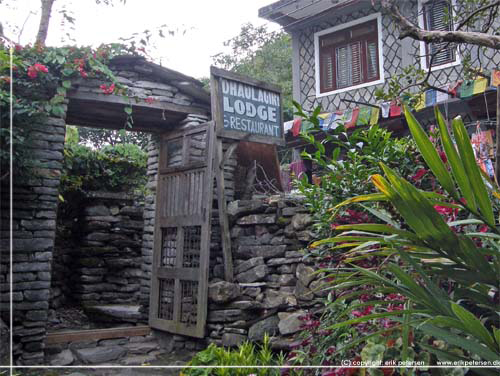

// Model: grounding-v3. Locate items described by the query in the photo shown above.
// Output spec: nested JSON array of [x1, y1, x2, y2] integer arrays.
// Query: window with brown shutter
[[423, 0, 456, 67], [318, 19, 380, 94]]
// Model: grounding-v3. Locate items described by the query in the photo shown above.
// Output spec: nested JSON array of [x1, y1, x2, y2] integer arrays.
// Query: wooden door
[[149, 121, 215, 338]]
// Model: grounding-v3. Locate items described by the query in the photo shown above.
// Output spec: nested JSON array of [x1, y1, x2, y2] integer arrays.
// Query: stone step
[[83, 304, 142, 323]]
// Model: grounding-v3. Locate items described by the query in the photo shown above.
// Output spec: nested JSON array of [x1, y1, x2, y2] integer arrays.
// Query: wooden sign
[[210, 66, 284, 145]]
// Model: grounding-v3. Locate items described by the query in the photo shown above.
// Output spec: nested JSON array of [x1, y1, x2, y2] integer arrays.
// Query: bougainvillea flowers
[[99, 83, 115, 94], [27, 63, 49, 79]]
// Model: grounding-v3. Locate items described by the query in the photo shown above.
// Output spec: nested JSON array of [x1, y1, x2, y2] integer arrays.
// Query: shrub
[[183, 335, 285, 376], [297, 106, 499, 373], [60, 128, 148, 196], [293, 103, 422, 235]]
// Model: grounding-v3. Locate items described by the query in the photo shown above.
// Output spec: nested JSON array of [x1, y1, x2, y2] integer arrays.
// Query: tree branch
[[455, 0, 500, 31], [380, 0, 500, 50]]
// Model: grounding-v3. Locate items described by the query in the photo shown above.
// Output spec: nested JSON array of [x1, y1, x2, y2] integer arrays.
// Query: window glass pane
[[336, 45, 351, 88], [322, 52, 334, 90], [366, 41, 378, 80], [424, 0, 455, 66], [350, 42, 362, 85]]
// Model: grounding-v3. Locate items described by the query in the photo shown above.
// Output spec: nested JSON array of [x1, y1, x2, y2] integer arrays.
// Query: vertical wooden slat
[[197, 121, 215, 337], [214, 140, 234, 282]]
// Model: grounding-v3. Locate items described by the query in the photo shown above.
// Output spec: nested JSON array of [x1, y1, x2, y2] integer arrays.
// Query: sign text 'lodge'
[[210, 67, 284, 145]]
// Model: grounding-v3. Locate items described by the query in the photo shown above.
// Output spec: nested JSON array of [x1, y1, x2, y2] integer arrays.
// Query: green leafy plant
[[292, 102, 421, 235], [183, 334, 285, 376], [315, 106, 499, 371]]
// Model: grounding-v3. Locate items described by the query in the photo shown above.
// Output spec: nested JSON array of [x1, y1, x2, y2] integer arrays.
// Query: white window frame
[[314, 12, 385, 98], [418, 0, 461, 72]]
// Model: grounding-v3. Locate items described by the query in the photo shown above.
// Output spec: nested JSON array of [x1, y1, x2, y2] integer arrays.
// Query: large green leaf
[[434, 106, 476, 211], [418, 323, 499, 361], [452, 116, 495, 226], [379, 164, 460, 253], [451, 303, 497, 351], [404, 105, 456, 195]]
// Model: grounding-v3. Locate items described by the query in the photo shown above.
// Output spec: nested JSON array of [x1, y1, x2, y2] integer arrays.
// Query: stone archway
[[4, 55, 211, 365]]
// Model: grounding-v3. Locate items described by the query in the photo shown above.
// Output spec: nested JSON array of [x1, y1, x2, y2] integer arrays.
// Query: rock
[[208, 309, 249, 323], [120, 354, 158, 365], [237, 214, 276, 226], [208, 281, 240, 304], [124, 341, 158, 354], [50, 349, 74, 366], [236, 265, 269, 283], [278, 274, 296, 286], [291, 213, 313, 231], [295, 280, 314, 301], [296, 264, 316, 287], [309, 279, 329, 297], [278, 311, 306, 335], [84, 205, 110, 217], [248, 315, 279, 342], [235, 245, 286, 260], [262, 289, 290, 309], [222, 333, 247, 347], [73, 346, 126, 364], [83, 304, 141, 323], [234, 257, 264, 275], [227, 200, 266, 219]]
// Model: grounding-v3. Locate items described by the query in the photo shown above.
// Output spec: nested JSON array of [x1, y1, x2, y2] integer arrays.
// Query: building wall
[[293, 0, 500, 112]]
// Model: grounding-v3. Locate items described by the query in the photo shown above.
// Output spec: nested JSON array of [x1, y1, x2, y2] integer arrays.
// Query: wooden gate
[[149, 121, 215, 338]]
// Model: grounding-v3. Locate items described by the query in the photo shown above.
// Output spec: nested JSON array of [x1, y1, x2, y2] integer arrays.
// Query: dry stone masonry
[[205, 196, 325, 350], [50, 191, 144, 312]]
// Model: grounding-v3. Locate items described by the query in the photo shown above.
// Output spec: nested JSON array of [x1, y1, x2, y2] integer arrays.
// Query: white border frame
[[417, 0, 461, 72], [314, 12, 385, 98]]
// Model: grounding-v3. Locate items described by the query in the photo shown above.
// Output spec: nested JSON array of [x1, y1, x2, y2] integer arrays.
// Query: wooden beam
[[68, 91, 210, 117], [215, 139, 234, 282], [45, 326, 151, 345]]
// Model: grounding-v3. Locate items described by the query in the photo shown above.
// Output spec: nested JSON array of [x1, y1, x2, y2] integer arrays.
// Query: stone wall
[[204, 196, 323, 349], [1, 107, 68, 365], [50, 191, 144, 309]]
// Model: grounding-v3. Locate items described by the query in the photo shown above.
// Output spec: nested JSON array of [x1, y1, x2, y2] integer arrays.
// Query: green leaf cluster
[[183, 334, 284, 376]]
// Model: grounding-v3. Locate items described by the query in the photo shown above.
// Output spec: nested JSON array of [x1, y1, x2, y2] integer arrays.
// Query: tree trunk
[[35, 0, 56, 46]]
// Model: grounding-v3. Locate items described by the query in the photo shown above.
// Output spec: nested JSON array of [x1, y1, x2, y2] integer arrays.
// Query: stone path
[[14, 349, 197, 376]]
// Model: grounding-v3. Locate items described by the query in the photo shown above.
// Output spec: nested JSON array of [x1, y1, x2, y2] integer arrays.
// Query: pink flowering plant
[[0, 41, 140, 178], [286, 104, 499, 374]]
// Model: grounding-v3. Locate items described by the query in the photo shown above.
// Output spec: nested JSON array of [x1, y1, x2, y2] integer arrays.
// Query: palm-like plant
[[314, 106, 499, 372]]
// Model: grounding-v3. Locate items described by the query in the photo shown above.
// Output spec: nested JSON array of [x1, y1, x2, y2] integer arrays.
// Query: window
[[419, 0, 460, 70], [315, 13, 384, 96]]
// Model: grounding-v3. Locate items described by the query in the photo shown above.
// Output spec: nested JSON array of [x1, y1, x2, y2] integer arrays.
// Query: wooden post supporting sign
[[210, 66, 284, 283]]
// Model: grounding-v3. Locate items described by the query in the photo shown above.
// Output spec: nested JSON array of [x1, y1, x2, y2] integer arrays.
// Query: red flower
[[434, 205, 453, 216], [27, 63, 48, 79], [411, 168, 427, 182], [27, 66, 38, 79], [74, 58, 85, 68], [439, 151, 448, 164], [478, 225, 489, 233], [34, 63, 48, 73], [99, 83, 115, 94], [145, 97, 155, 104], [15, 44, 23, 52]]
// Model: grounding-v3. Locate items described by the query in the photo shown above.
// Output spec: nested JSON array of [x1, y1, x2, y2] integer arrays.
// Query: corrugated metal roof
[[258, 0, 355, 29]]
